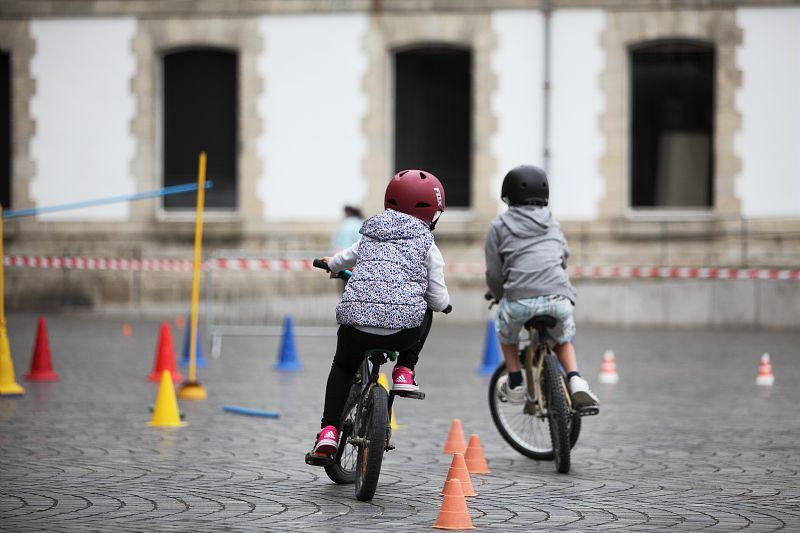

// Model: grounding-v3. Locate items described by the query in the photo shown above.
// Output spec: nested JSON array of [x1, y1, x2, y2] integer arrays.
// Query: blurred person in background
[[331, 205, 364, 253]]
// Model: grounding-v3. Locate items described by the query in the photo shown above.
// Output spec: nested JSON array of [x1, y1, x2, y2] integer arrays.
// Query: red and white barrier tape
[[4, 255, 800, 280]]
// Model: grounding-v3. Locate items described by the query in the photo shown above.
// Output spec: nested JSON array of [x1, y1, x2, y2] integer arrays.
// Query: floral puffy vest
[[336, 209, 433, 329]]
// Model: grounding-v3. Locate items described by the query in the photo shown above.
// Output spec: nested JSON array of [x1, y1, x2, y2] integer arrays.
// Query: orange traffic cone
[[464, 434, 490, 474], [148, 322, 183, 383], [597, 349, 619, 384], [443, 418, 467, 454], [25, 316, 59, 381], [434, 479, 475, 530], [441, 452, 476, 497], [756, 353, 775, 386]]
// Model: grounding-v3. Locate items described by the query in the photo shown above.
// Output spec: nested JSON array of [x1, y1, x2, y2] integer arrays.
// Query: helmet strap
[[429, 211, 442, 231]]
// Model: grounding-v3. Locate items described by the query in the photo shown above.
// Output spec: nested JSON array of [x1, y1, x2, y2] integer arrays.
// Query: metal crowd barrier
[[204, 250, 341, 358]]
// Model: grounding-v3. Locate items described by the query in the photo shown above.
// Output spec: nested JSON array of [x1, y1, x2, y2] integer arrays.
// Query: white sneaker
[[496, 374, 526, 404], [568, 376, 599, 407]]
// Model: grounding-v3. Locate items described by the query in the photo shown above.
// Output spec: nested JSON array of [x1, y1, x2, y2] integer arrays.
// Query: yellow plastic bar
[[188, 153, 207, 383]]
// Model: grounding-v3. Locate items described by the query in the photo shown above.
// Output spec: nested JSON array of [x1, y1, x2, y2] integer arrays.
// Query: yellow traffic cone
[[149, 370, 186, 427], [0, 326, 24, 396], [378, 373, 400, 430]]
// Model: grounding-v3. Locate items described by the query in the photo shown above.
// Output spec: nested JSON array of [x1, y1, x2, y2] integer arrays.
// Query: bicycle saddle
[[524, 315, 558, 331]]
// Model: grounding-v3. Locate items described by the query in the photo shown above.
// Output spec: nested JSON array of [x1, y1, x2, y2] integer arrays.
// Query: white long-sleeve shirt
[[328, 237, 450, 334]]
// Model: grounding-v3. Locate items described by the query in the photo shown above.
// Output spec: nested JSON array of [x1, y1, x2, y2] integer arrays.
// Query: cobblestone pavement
[[1, 312, 799, 532]]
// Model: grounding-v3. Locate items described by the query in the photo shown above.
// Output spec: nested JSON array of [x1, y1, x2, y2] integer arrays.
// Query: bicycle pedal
[[304, 452, 334, 466], [577, 405, 600, 417], [392, 390, 425, 400]]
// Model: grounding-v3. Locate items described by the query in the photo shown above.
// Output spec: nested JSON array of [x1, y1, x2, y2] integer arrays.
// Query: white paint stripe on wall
[[490, 11, 544, 213], [30, 18, 136, 221], [735, 8, 800, 218], [257, 14, 368, 222], [549, 9, 605, 220]]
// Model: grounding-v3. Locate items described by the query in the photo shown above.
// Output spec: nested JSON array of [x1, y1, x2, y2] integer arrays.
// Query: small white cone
[[597, 349, 619, 385], [756, 352, 775, 386]]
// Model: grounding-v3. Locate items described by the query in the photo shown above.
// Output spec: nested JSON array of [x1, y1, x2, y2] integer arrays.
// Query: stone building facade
[[1, 1, 799, 325]]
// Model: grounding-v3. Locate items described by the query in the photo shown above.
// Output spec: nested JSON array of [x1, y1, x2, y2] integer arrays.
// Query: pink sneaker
[[313, 425, 339, 456], [392, 366, 419, 392]]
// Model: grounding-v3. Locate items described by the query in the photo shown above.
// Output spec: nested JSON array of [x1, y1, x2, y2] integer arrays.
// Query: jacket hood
[[499, 205, 552, 237], [361, 209, 430, 241]]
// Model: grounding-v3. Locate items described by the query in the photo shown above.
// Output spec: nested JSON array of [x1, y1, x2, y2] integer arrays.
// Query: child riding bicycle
[[309, 170, 452, 459], [485, 165, 598, 408]]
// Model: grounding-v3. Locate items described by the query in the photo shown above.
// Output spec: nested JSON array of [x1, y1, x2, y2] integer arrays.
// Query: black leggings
[[320, 309, 433, 428]]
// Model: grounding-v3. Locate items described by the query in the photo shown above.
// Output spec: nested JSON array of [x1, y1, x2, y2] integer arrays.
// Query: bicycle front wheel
[[354, 385, 389, 501], [543, 354, 571, 473], [488, 362, 553, 460]]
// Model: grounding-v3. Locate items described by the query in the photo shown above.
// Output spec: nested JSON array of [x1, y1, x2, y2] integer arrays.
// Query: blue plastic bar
[[222, 405, 280, 418], [2, 181, 214, 219]]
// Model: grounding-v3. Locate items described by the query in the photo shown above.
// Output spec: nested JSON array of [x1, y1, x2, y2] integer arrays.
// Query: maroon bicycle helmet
[[384, 169, 446, 224]]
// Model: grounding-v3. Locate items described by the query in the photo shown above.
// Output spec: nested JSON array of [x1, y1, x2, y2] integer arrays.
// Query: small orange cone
[[148, 322, 183, 383], [443, 418, 467, 454], [464, 434, 490, 474], [597, 349, 619, 384], [122, 324, 132, 337], [756, 353, 775, 386], [441, 452, 476, 497], [149, 370, 186, 427], [434, 479, 475, 530], [25, 316, 59, 381]]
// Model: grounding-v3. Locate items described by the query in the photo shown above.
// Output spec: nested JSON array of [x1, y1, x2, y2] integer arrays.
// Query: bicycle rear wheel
[[354, 385, 388, 501], [543, 354, 571, 473], [488, 362, 553, 460], [324, 381, 361, 484]]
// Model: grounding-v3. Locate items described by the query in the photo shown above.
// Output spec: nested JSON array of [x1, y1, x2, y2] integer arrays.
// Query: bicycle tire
[[324, 381, 361, 484], [488, 362, 553, 460], [543, 354, 571, 473], [570, 412, 581, 449], [354, 386, 388, 501]]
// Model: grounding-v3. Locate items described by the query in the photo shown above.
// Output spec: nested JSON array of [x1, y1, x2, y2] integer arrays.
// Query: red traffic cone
[[25, 316, 60, 382], [148, 322, 183, 383]]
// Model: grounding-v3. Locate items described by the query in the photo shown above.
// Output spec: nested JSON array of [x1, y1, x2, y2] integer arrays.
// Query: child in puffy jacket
[[485, 165, 598, 408], [308, 170, 451, 460]]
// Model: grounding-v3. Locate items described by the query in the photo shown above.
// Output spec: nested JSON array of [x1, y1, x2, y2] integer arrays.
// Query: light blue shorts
[[495, 295, 576, 345]]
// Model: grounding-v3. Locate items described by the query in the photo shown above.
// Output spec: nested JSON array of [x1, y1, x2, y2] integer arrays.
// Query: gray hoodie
[[484, 205, 576, 304]]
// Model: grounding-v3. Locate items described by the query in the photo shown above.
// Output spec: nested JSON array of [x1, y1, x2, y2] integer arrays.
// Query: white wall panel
[[490, 11, 544, 213], [257, 14, 368, 222], [549, 9, 605, 220], [735, 8, 800, 218], [30, 18, 136, 221]]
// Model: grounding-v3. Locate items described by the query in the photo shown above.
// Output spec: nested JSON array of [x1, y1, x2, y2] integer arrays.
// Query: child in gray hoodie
[[485, 165, 598, 407]]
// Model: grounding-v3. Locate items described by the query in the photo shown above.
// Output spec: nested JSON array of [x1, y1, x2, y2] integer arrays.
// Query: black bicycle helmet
[[501, 165, 549, 206]]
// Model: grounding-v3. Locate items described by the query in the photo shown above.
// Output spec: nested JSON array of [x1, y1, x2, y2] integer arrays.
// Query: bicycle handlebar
[[313, 257, 452, 314], [313, 258, 351, 280], [484, 291, 498, 309], [312, 258, 329, 272]]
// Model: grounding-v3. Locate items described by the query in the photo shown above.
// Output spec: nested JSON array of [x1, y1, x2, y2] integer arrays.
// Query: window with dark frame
[[1, 50, 10, 209], [630, 41, 715, 209], [394, 47, 472, 208], [163, 49, 238, 209]]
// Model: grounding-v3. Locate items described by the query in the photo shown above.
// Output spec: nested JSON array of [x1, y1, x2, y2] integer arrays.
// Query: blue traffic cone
[[274, 315, 302, 372], [179, 317, 207, 368], [477, 319, 502, 375]]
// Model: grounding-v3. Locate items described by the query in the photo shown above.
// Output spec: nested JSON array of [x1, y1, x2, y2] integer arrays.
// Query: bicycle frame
[[521, 327, 574, 417]]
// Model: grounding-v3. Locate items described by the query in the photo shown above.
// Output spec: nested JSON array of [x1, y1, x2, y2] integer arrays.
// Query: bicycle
[[486, 295, 599, 474], [304, 259, 427, 501]]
